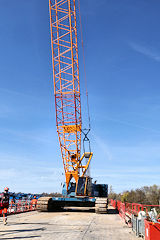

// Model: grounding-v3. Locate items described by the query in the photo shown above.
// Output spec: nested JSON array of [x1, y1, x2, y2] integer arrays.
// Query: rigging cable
[[78, 0, 91, 131]]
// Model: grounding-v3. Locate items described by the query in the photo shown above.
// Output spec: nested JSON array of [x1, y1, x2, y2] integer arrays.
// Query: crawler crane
[[37, 0, 108, 214]]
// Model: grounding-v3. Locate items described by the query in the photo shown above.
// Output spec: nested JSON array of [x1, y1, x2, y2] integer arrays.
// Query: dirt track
[[0, 207, 137, 240]]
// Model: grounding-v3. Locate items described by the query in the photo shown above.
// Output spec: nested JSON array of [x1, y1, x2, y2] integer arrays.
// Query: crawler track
[[37, 197, 52, 211]]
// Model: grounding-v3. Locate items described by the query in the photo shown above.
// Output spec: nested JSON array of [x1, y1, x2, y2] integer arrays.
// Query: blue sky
[[0, 0, 160, 193]]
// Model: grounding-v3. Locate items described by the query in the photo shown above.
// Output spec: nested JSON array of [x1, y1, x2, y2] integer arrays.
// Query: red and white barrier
[[0, 200, 37, 216]]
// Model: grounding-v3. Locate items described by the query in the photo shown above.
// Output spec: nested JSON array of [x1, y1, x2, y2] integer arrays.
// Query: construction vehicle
[[37, 0, 108, 214]]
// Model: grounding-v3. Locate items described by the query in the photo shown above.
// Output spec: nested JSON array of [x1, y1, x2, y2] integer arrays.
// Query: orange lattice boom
[[49, 0, 91, 191]]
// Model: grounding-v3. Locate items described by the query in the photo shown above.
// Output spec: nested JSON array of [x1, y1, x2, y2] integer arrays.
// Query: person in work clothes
[[0, 187, 10, 225], [31, 196, 37, 210]]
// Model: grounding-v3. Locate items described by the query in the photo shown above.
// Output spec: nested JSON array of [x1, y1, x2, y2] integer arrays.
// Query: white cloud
[[92, 133, 113, 161], [103, 116, 160, 135], [90, 136, 160, 193], [0, 151, 64, 193], [0, 166, 64, 194], [0, 169, 17, 179], [128, 42, 160, 62], [0, 127, 56, 145], [0, 87, 36, 99], [0, 104, 13, 118], [92, 166, 160, 193]]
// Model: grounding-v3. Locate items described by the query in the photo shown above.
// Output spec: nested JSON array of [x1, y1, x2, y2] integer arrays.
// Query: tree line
[[109, 185, 160, 205], [41, 192, 62, 197]]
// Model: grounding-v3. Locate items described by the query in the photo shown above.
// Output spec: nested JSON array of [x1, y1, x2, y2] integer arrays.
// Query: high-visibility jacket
[[31, 199, 37, 205], [0, 193, 9, 209]]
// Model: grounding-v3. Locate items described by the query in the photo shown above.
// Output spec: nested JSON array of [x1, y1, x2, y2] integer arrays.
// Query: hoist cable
[[78, 0, 91, 130]]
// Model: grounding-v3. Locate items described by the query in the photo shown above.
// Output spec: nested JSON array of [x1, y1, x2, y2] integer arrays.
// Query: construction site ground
[[0, 206, 137, 240]]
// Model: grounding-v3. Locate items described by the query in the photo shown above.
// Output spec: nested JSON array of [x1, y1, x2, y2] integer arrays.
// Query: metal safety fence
[[110, 199, 160, 239], [132, 214, 145, 238]]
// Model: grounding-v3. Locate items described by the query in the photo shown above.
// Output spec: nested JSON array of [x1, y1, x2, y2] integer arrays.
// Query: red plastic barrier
[[116, 201, 126, 219], [145, 219, 160, 240], [110, 199, 117, 209], [110, 199, 160, 218], [0, 200, 37, 216], [110, 199, 113, 206]]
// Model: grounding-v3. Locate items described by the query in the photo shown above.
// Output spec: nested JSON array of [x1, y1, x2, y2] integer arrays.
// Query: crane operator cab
[[62, 176, 108, 199], [62, 150, 108, 199]]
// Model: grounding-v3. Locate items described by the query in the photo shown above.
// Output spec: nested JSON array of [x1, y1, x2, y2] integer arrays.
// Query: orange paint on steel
[[49, 0, 89, 190]]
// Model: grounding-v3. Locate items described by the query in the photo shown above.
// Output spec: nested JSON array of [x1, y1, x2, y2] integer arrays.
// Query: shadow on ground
[[64, 207, 95, 213], [0, 227, 45, 239], [107, 209, 119, 214], [0, 236, 40, 239]]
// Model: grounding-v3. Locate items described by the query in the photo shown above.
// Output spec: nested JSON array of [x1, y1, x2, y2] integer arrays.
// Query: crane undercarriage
[[37, 179, 108, 214]]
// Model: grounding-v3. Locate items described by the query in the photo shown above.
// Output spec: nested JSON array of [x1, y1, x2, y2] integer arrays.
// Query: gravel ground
[[0, 207, 137, 240]]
